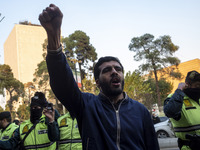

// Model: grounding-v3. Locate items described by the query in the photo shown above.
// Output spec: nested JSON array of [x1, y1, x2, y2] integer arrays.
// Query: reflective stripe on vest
[[24, 141, 55, 149], [174, 124, 200, 132], [59, 139, 82, 144]]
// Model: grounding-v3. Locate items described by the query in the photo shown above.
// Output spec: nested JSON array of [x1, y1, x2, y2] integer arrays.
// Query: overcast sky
[[1, 0, 200, 73]]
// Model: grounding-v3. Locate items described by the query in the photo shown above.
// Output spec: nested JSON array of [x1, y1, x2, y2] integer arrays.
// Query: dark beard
[[183, 88, 200, 102], [99, 79, 124, 97]]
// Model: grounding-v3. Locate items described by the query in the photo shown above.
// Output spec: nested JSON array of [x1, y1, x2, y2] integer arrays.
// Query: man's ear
[[96, 79, 100, 88], [2, 118, 6, 123]]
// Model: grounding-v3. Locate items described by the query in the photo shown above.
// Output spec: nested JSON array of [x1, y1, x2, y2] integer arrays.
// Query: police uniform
[[19, 115, 56, 150], [166, 93, 200, 150], [57, 113, 82, 150], [0, 123, 18, 141], [164, 70, 200, 150]]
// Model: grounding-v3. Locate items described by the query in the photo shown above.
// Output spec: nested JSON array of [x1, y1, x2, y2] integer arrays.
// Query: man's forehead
[[99, 61, 121, 69]]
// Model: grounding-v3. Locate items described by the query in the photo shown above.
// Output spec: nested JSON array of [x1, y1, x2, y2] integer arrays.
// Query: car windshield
[[152, 116, 168, 124], [160, 116, 168, 122]]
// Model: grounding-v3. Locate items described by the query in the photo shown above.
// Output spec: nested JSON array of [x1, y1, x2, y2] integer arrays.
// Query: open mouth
[[111, 77, 121, 86]]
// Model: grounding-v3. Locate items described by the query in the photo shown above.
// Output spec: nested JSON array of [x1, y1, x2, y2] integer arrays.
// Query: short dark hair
[[185, 70, 200, 84], [0, 111, 11, 122], [94, 56, 124, 80]]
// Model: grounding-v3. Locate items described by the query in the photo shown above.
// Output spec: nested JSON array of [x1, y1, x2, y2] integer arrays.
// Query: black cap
[[0, 111, 11, 120], [185, 70, 200, 83], [30, 92, 48, 107]]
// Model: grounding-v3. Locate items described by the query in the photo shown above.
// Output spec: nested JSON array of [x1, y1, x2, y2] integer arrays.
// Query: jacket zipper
[[86, 137, 89, 150], [110, 99, 125, 150], [116, 110, 121, 150]]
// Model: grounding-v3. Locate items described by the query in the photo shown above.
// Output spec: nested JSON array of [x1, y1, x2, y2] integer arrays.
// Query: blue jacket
[[164, 89, 186, 120], [46, 50, 159, 150]]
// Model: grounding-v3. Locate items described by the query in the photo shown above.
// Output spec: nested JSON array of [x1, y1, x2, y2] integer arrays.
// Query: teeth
[[112, 77, 120, 83]]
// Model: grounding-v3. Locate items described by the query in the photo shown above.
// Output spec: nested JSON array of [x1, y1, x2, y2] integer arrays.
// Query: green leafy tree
[[33, 61, 49, 93], [0, 64, 24, 113], [124, 70, 153, 109], [5, 104, 17, 120], [47, 89, 63, 114], [129, 33, 182, 108], [24, 82, 35, 105], [17, 103, 30, 121], [0, 73, 5, 95], [0, 106, 4, 112], [82, 74, 99, 95], [62, 30, 98, 90], [145, 77, 173, 106]]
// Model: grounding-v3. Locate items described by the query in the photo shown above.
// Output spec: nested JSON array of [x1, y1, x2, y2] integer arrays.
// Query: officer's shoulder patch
[[183, 99, 193, 107], [22, 125, 29, 134], [60, 118, 67, 127]]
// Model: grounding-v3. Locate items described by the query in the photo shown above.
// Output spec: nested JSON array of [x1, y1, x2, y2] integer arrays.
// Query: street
[[158, 138, 179, 150]]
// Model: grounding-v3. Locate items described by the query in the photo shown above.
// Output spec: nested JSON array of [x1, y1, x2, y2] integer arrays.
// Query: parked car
[[154, 118, 175, 138], [159, 116, 168, 122]]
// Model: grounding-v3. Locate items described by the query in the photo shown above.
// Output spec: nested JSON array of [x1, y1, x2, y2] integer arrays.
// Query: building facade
[[4, 24, 47, 84]]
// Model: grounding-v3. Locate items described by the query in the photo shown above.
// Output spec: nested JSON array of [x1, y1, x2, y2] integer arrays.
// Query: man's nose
[[111, 68, 118, 75]]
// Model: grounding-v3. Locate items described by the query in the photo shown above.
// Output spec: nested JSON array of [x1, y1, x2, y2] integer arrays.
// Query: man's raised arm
[[38, 4, 82, 116], [39, 4, 63, 50]]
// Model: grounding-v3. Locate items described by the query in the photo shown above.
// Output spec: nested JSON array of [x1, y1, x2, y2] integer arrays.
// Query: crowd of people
[[0, 3, 199, 150], [0, 92, 82, 150]]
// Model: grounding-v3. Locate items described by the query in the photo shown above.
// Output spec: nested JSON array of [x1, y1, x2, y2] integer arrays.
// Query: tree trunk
[[153, 68, 162, 111], [8, 90, 13, 112]]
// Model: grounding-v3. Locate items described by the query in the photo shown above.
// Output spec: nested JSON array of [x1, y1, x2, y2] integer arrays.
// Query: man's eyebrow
[[102, 65, 122, 71], [102, 66, 112, 71]]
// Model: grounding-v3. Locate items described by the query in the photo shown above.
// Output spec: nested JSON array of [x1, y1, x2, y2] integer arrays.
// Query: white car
[[154, 118, 175, 138]]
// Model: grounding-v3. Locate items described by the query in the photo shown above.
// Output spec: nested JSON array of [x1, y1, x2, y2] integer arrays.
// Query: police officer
[[57, 112, 82, 150], [0, 92, 60, 150], [0, 111, 18, 141], [164, 70, 200, 150]]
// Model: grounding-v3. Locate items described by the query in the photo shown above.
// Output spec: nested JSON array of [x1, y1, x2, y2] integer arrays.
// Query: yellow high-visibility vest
[[167, 94, 200, 140], [57, 113, 82, 150], [0, 123, 18, 141], [19, 115, 56, 150]]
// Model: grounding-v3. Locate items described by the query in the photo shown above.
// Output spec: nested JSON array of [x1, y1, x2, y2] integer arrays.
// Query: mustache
[[111, 75, 121, 83]]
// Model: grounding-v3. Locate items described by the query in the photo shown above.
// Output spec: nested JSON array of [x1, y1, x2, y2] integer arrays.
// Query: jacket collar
[[98, 92, 128, 104]]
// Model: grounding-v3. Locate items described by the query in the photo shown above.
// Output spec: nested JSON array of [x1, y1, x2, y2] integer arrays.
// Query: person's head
[[30, 92, 48, 123], [184, 70, 200, 101], [185, 70, 200, 88], [0, 111, 11, 129], [94, 56, 124, 97]]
